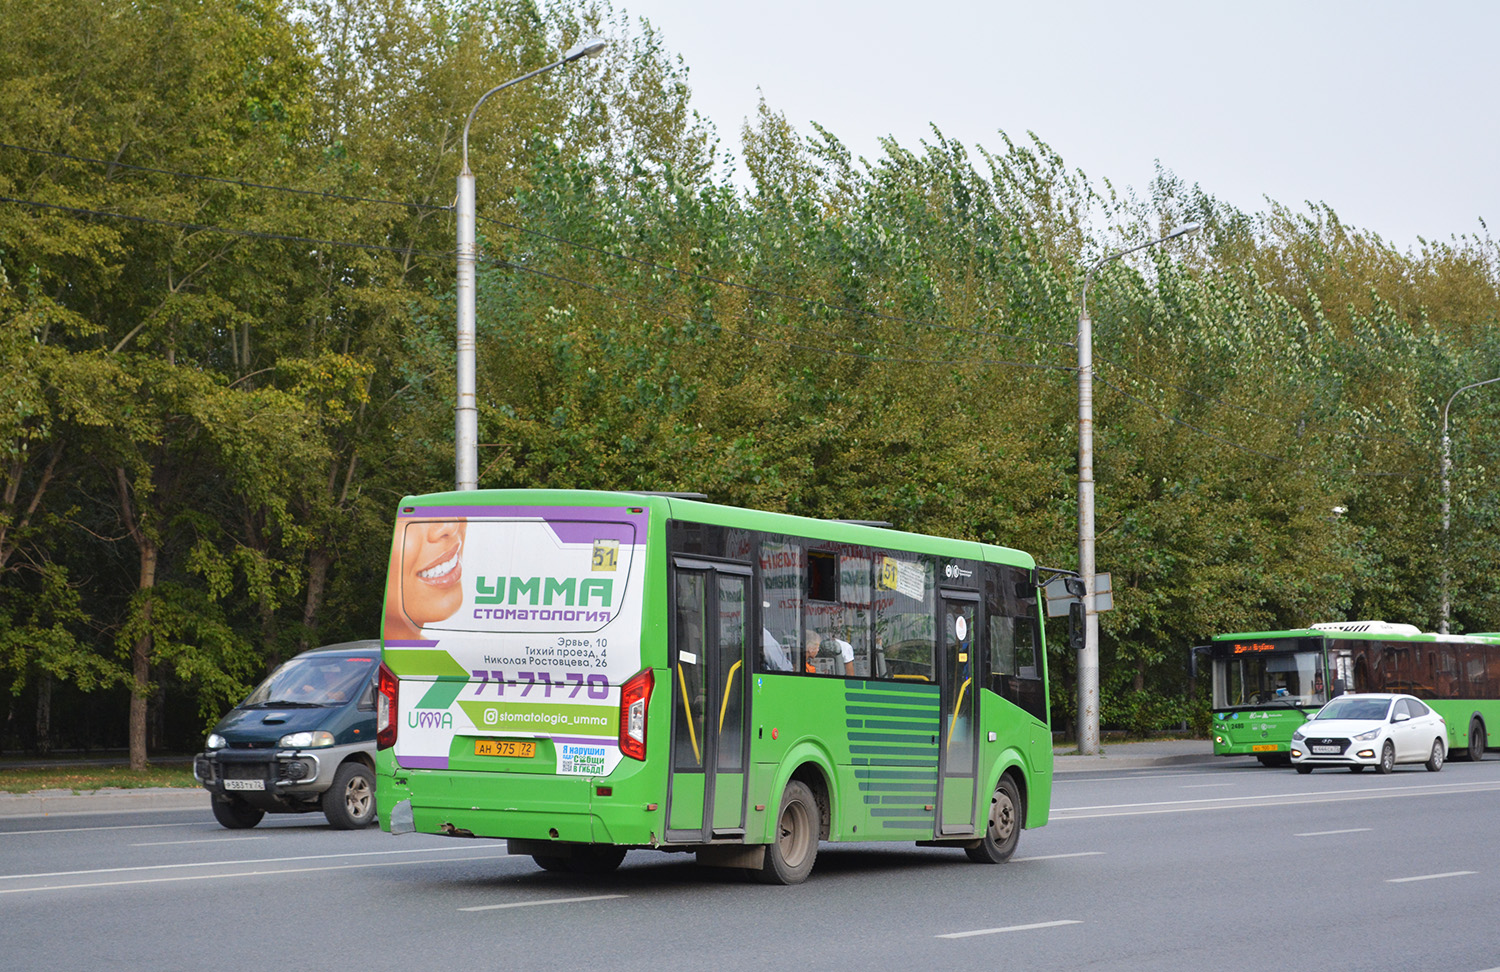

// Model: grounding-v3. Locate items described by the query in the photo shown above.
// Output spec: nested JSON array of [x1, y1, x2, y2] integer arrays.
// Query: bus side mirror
[[1068, 602, 1084, 652]]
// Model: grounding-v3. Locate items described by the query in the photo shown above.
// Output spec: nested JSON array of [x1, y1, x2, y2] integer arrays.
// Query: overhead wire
[[0, 142, 447, 213]]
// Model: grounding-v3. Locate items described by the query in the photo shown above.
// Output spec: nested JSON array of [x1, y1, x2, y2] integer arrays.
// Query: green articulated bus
[[1204, 621, 1500, 765], [374, 489, 1054, 884]]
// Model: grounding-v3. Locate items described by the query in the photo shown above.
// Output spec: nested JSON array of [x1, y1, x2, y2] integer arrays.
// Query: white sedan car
[[1289, 693, 1446, 774]]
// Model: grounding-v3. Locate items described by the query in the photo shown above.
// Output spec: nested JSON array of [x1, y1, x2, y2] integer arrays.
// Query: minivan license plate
[[224, 779, 264, 791], [475, 739, 535, 758]]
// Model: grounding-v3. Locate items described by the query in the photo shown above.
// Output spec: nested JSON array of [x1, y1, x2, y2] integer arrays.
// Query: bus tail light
[[619, 669, 654, 761], [376, 662, 399, 750]]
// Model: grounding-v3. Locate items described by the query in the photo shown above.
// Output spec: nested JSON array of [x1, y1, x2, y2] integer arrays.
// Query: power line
[[0, 194, 449, 259], [1, 142, 447, 214], [1094, 375, 1415, 478], [3, 193, 1070, 373], [477, 211, 1076, 351], [1095, 355, 1427, 450], [481, 253, 1075, 372]]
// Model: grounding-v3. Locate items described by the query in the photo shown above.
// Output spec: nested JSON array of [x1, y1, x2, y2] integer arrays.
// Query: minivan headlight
[[1353, 727, 1381, 741], [206, 733, 227, 750], [279, 730, 336, 749]]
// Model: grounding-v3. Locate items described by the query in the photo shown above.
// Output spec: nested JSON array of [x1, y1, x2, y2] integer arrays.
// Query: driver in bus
[[805, 630, 855, 676]]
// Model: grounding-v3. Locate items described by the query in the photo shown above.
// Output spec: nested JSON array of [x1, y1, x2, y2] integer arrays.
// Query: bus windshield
[[1214, 648, 1325, 708]]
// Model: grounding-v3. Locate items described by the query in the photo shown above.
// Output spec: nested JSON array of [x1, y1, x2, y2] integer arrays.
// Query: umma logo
[[408, 710, 453, 729], [475, 576, 613, 607]]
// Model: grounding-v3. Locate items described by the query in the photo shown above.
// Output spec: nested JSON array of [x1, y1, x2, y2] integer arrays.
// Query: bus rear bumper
[[401, 769, 662, 845]]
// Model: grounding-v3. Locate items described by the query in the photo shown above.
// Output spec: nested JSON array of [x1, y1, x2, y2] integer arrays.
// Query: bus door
[[937, 590, 979, 835], [666, 559, 750, 843]]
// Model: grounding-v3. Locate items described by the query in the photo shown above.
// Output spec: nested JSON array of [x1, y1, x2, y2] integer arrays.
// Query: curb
[[0, 787, 206, 818]]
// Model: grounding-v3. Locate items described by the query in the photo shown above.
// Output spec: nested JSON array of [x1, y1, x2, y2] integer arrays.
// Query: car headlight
[[1292, 729, 1305, 742], [279, 730, 336, 748], [1353, 728, 1381, 741], [206, 733, 227, 750]]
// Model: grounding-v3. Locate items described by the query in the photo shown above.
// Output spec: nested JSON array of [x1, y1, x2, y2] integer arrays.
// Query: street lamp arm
[[460, 40, 606, 174], [1081, 223, 1201, 321], [1443, 376, 1500, 434]]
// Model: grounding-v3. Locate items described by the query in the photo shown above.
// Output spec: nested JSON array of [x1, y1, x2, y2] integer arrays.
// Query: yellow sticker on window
[[591, 539, 620, 572]]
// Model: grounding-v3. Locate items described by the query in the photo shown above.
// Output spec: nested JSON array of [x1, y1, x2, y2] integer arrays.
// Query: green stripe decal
[[416, 678, 468, 710], [385, 649, 468, 678]]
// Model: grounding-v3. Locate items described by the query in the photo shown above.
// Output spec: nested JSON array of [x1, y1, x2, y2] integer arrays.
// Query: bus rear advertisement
[[375, 489, 1054, 884]]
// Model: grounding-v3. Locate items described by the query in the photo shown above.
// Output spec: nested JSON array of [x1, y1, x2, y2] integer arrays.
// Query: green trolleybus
[[374, 489, 1053, 884], [1204, 621, 1500, 764]]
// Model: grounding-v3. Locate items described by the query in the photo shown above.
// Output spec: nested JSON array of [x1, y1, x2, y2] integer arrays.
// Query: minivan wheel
[[212, 797, 264, 829], [323, 762, 376, 829]]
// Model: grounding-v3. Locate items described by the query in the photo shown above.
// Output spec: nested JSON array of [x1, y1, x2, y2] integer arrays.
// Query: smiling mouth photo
[[415, 541, 463, 587]]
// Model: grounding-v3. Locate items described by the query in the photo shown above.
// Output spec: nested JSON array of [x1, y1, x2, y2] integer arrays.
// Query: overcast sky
[[613, 0, 1497, 252]]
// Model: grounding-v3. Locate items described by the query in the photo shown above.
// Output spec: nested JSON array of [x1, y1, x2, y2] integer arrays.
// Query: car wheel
[[322, 761, 377, 829], [1468, 720, 1486, 762], [1425, 738, 1445, 772], [966, 776, 1023, 864], [1376, 740, 1396, 775], [211, 798, 264, 829], [1294, 765, 1313, 774], [751, 780, 818, 885]]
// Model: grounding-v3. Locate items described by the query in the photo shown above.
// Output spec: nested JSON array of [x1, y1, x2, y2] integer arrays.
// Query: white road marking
[[1180, 783, 1235, 789], [132, 837, 270, 847], [459, 894, 627, 912], [1052, 778, 1500, 820], [0, 845, 508, 882], [1013, 852, 1104, 862], [1386, 871, 1475, 883], [0, 853, 514, 895], [1296, 828, 1371, 837], [0, 822, 205, 837], [938, 919, 1082, 939]]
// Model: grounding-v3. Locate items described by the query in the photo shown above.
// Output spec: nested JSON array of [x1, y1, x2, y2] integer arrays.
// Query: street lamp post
[[456, 40, 606, 491], [1439, 376, 1500, 633], [1075, 222, 1200, 755]]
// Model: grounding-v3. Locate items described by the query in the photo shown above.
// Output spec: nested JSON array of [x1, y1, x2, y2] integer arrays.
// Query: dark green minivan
[[193, 641, 380, 829]]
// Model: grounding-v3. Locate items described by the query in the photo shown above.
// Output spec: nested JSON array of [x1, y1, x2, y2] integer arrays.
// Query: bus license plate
[[475, 739, 536, 758], [224, 779, 264, 791], [1311, 745, 1340, 754], [1251, 744, 1278, 752]]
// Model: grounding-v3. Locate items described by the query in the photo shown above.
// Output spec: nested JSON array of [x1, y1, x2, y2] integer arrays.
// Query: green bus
[[1204, 622, 1500, 764], [374, 489, 1053, 884]]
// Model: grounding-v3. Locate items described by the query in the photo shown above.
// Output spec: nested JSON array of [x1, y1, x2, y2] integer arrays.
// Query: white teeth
[[418, 553, 459, 580]]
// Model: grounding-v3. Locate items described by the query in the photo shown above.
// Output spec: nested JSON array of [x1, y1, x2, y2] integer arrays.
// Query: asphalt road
[[4, 758, 1500, 972]]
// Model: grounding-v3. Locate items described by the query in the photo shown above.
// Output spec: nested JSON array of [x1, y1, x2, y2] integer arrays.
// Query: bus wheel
[[1376, 741, 1396, 774], [568, 846, 627, 875], [1348, 765, 1365, 773], [533, 855, 569, 872], [752, 780, 817, 885], [966, 776, 1021, 864], [211, 798, 264, 829], [1295, 765, 1313, 774], [1467, 720, 1486, 762]]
